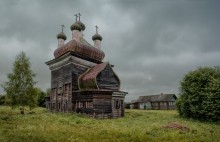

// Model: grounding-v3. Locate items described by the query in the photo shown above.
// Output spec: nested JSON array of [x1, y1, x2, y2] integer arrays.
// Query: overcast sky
[[0, 0, 219, 101]]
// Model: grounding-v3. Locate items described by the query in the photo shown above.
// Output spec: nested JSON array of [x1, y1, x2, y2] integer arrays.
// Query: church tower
[[45, 14, 127, 118]]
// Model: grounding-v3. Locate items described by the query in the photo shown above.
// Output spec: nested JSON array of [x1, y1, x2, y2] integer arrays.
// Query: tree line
[[0, 88, 48, 107], [0, 51, 49, 112]]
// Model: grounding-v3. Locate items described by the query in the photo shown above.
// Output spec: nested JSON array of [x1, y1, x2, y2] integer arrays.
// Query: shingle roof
[[135, 94, 177, 103], [136, 95, 158, 103], [157, 94, 177, 101]]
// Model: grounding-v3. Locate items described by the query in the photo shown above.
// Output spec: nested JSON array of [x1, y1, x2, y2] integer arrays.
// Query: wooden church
[[45, 14, 127, 118]]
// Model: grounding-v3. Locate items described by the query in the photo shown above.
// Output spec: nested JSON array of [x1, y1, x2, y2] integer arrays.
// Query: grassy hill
[[0, 106, 219, 142]]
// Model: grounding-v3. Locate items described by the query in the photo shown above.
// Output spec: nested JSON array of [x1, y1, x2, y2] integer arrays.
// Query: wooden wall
[[112, 96, 125, 118], [49, 63, 88, 113], [96, 65, 120, 90], [93, 94, 112, 118], [47, 55, 126, 118], [151, 101, 176, 110], [51, 64, 72, 88], [72, 91, 125, 118], [72, 65, 88, 91]]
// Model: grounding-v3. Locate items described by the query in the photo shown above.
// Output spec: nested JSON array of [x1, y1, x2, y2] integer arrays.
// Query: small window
[[115, 100, 121, 109]]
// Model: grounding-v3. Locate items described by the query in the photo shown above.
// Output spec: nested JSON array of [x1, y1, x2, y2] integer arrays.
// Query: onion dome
[[92, 33, 103, 41], [76, 21, 86, 31], [70, 22, 82, 31], [57, 32, 67, 40]]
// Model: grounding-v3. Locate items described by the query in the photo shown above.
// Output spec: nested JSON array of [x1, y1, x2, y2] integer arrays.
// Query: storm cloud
[[0, 0, 220, 101]]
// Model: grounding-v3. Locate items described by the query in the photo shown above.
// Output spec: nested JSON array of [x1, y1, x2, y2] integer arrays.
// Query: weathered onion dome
[[70, 22, 82, 31], [92, 33, 103, 41], [76, 21, 86, 31], [54, 39, 105, 61], [57, 32, 67, 40]]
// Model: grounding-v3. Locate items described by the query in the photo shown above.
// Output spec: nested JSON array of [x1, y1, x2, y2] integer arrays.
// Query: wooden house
[[45, 15, 127, 118], [132, 93, 177, 110]]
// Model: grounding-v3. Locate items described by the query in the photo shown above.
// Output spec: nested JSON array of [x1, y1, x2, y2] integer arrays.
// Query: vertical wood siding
[[96, 65, 120, 90]]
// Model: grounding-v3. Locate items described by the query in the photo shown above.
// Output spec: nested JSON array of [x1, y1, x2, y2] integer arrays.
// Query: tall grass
[[0, 106, 219, 142]]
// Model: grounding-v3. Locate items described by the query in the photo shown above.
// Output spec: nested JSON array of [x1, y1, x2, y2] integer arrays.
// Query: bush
[[176, 66, 220, 122], [36, 89, 47, 107], [0, 95, 5, 105]]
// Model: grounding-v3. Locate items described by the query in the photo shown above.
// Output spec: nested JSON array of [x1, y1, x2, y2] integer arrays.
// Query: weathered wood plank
[[96, 65, 120, 90]]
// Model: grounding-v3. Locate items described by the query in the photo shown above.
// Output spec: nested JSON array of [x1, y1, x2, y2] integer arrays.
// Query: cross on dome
[[78, 13, 81, 21], [74, 14, 78, 21], [61, 25, 65, 32], [95, 25, 99, 33], [92, 25, 102, 41], [57, 24, 67, 40]]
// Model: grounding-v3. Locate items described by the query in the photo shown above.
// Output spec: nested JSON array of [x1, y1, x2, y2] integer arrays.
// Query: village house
[[131, 93, 177, 110], [45, 14, 127, 118]]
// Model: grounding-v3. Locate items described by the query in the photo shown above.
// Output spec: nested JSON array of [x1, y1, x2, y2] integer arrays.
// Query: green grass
[[0, 106, 219, 142]]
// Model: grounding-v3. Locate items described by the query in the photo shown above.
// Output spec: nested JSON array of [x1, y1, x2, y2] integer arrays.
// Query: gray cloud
[[0, 0, 219, 101]]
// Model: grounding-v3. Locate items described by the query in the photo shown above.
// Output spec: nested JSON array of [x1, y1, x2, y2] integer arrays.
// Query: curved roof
[[78, 62, 108, 90], [54, 38, 105, 61]]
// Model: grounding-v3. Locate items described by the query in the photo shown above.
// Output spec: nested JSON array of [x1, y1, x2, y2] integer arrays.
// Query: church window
[[115, 100, 121, 109]]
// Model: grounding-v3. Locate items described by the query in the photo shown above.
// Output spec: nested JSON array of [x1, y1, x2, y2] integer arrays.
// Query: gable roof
[[135, 94, 177, 103], [157, 94, 177, 101], [78, 62, 108, 90], [136, 95, 158, 103]]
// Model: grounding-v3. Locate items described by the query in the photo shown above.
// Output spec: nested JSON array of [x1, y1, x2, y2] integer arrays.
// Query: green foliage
[[28, 88, 39, 110], [176, 66, 220, 122], [37, 88, 47, 107], [2, 51, 37, 110], [0, 95, 5, 105], [0, 107, 219, 142]]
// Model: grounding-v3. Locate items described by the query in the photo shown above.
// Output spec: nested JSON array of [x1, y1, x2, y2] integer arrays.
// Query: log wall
[[93, 94, 112, 118], [46, 54, 126, 118], [151, 101, 176, 110], [72, 65, 88, 91], [97, 65, 120, 90], [49, 63, 88, 113], [72, 92, 125, 119], [112, 96, 125, 118]]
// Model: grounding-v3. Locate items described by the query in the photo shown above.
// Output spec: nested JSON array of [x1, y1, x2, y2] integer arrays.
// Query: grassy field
[[0, 106, 219, 142]]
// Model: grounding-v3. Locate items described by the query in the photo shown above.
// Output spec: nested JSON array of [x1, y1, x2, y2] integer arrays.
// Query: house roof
[[136, 95, 158, 103], [134, 94, 177, 103], [157, 94, 177, 101], [78, 62, 108, 90]]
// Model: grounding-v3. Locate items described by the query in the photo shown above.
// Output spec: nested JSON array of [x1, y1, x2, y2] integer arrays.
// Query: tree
[[0, 95, 5, 105], [176, 66, 220, 122], [2, 51, 38, 112], [37, 88, 47, 107]]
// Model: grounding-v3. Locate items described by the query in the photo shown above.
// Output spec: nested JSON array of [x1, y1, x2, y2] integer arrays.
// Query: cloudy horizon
[[0, 0, 220, 101]]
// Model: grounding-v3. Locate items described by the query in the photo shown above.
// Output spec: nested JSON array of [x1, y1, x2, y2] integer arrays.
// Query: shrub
[[0, 95, 5, 105], [176, 66, 220, 122]]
